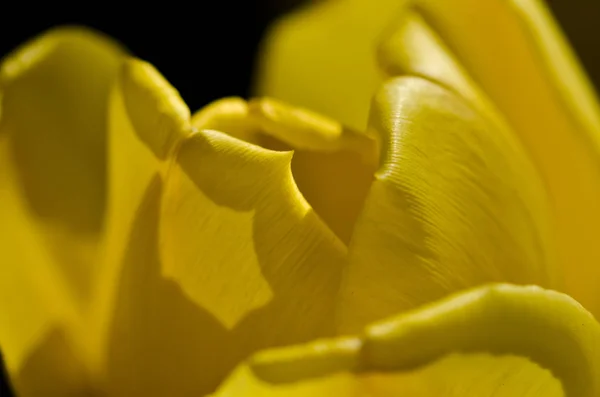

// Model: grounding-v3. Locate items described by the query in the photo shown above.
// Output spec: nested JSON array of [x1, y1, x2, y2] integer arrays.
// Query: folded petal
[[0, 27, 123, 391], [192, 97, 376, 244], [215, 284, 600, 397], [391, 0, 600, 316], [94, 61, 346, 395], [338, 77, 559, 331], [132, 130, 345, 395], [255, 0, 406, 130]]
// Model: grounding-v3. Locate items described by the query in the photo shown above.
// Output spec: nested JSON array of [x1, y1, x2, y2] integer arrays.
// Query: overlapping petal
[[215, 284, 600, 397], [192, 97, 377, 243], [255, 0, 406, 130], [88, 59, 347, 396], [377, 0, 600, 316], [338, 76, 559, 332], [3, 1, 600, 393]]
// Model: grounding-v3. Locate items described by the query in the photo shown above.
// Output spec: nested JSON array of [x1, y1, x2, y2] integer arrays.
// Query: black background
[[0, 0, 599, 395]]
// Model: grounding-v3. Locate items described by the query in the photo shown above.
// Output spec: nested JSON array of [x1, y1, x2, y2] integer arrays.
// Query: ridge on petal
[[338, 76, 559, 332]]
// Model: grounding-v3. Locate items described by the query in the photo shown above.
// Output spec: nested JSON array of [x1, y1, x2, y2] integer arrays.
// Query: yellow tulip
[[258, 0, 600, 317], [0, 0, 599, 395]]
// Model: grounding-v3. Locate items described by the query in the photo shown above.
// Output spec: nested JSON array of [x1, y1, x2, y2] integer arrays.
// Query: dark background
[[0, 0, 599, 395]]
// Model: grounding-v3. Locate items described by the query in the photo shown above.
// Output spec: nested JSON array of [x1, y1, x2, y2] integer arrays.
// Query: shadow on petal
[[135, 130, 346, 395], [104, 176, 231, 396], [13, 329, 95, 397]]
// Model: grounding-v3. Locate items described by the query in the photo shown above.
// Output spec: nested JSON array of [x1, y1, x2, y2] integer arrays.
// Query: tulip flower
[[258, 0, 600, 320], [1, 0, 599, 397]]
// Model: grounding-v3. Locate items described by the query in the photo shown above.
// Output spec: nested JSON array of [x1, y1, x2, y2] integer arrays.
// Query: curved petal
[[0, 26, 123, 300], [0, 26, 123, 239], [338, 77, 559, 332], [88, 58, 192, 368], [215, 284, 600, 397], [97, 65, 346, 395], [255, 0, 406, 130], [0, 27, 123, 390], [405, 0, 600, 316], [377, 9, 496, 122], [192, 97, 376, 244], [191, 97, 257, 143]]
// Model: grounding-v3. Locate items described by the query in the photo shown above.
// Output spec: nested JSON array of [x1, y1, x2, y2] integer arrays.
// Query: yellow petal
[[0, 26, 123, 299], [192, 97, 376, 244], [7, 57, 193, 396], [109, 128, 345, 395], [0, 147, 82, 377], [216, 284, 600, 397], [255, 0, 406, 130], [406, 0, 600, 316], [217, 355, 561, 397], [0, 26, 123, 240], [338, 77, 558, 332], [191, 97, 256, 142], [249, 97, 377, 243], [9, 330, 94, 397], [0, 27, 123, 389], [377, 9, 490, 117], [98, 68, 346, 395], [89, 58, 192, 370]]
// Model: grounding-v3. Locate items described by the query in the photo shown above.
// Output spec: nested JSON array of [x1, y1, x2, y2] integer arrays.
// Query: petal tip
[[1, 25, 123, 88], [119, 58, 191, 159], [248, 337, 362, 384]]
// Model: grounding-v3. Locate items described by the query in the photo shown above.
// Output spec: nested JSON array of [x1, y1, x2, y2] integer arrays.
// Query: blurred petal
[[0, 27, 122, 389], [339, 77, 559, 331], [377, 10, 491, 118], [216, 284, 600, 397], [248, 97, 375, 156], [0, 27, 123, 238], [0, 148, 80, 379], [407, 0, 600, 316], [192, 97, 376, 244], [191, 97, 256, 142], [255, 0, 407, 130], [0, 26, 123, 300], [10, 330, 94, 397]]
